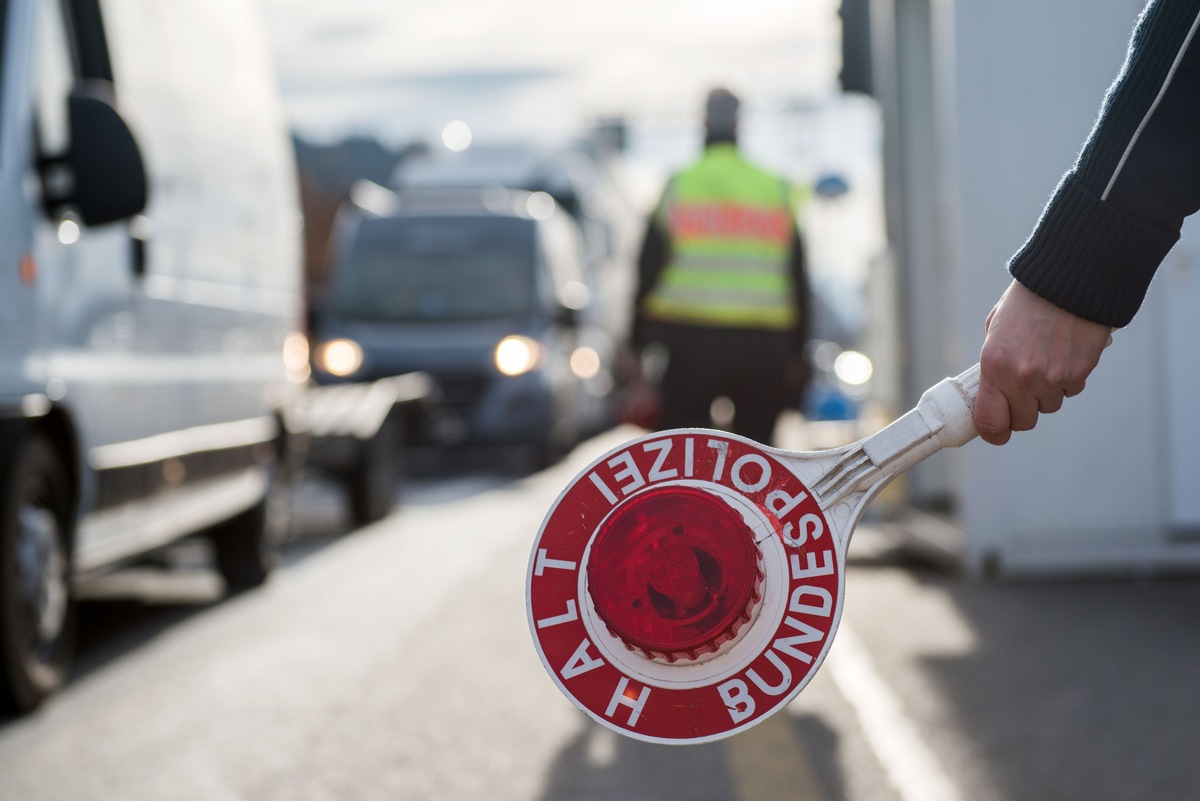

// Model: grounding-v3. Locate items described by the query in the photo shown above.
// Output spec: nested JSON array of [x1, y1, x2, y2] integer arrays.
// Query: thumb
[[973, 379, 1013, 446]]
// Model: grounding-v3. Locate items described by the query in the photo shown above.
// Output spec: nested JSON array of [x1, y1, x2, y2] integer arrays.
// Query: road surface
[[2, 426, 1199, 801]]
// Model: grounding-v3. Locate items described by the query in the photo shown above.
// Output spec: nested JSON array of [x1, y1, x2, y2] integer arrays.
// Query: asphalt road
[[2, 426, 1199, 801]]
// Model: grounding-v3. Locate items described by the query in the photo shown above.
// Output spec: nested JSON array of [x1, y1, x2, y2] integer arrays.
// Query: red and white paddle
[[527, 364, 980, 744]]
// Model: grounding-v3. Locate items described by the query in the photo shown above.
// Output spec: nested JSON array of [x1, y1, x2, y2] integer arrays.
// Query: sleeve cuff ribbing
[[1008, 176, 1179, 327]]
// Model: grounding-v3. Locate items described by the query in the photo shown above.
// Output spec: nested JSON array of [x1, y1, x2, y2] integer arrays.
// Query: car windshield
[[332, 214, 538, 323]]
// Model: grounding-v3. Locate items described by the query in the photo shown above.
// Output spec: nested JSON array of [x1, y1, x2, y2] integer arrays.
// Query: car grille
[[435, 373, 492, 414]]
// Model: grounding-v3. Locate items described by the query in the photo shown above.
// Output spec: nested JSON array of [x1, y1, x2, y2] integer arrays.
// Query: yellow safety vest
[[642, 144, 798, 330]]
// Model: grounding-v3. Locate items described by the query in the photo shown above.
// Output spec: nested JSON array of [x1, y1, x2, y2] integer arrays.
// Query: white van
[[0, 0, 305, 711]]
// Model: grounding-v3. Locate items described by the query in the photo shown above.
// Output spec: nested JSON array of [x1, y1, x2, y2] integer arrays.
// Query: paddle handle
[[812, 364, 980, 506]]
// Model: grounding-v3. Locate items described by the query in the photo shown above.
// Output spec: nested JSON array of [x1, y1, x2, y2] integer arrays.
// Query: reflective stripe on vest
[[643, 145, 797, 330]]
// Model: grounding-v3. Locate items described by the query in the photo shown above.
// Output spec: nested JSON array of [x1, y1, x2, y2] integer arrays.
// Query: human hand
[[974, 279, 1114, 445]]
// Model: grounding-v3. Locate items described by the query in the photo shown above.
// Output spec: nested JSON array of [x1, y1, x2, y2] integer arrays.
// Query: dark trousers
[[649, 322, 794, 446]]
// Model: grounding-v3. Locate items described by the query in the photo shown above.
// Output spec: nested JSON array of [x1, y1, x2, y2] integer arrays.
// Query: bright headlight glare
[[570, 346, 601, 379], [834, 350, 873, 387], [283, 332, 311, 383], [495, 335, 541, 376], [316, 338, 364, 377]]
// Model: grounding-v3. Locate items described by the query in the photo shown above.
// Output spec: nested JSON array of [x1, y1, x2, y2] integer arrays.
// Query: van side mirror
[[42, 82, 148, 226]]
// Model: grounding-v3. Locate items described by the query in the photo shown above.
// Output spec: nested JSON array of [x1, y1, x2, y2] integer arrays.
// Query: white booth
[[865, 0, 1200, 576]]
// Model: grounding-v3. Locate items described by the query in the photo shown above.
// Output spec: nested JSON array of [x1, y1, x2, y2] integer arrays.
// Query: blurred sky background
[[257, 0, 841, 147]]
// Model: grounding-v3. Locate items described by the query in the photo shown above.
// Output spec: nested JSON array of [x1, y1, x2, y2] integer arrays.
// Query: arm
[[782, 227, 814, 404], [630, 216, 669, 350], [977, 0, 1200, 444], [789, 227, 811, 353]]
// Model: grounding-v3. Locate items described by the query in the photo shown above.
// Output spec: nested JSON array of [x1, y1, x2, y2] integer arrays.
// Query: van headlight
[[283, 332, 312, 384], [569, 345, 601, 379], [314, 338, 364, 377], [495, 335, 542, 376]]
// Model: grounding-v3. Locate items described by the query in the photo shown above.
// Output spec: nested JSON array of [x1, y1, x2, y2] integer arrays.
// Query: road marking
[[826, 625, 964, 801], [724, 710, 828, 801]]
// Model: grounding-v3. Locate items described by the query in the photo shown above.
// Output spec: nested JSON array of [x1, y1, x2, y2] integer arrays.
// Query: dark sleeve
[[1009, 0, 1200, 327], [789, 228, 811, 353], [631, 216, 669, 348]]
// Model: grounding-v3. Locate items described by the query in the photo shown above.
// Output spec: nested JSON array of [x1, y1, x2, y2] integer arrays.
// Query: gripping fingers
[[973, 377, 1014, 445], [1037, 391, 1065, 414]]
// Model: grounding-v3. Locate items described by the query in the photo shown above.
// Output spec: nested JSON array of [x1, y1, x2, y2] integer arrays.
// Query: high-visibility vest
[[642, 144, 798, 330]]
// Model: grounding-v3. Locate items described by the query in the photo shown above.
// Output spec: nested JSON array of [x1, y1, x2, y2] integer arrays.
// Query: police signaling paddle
[[527, 364, 980, 744]]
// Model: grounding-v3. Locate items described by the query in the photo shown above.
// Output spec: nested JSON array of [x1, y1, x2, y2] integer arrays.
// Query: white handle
[[917, 362, 980, 449], [862, 363, 979, 467], [812, 364, 980, 507]]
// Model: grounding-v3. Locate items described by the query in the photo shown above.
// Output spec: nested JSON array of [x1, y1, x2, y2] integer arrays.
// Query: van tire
[[347, 414, 401, 526], [0, 432, 76, 714], [208, 471, 289, 593]]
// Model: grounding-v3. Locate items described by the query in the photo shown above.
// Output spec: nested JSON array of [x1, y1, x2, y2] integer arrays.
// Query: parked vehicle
[[310, 186, 600, 468], [0, 0, 431, 714], [296, 371, 439, 526]]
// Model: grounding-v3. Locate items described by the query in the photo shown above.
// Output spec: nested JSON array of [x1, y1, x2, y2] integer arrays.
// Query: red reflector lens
[[586, 485, 762, 660]]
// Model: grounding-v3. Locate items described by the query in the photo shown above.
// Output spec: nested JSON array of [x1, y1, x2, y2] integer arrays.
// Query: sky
[[255, 0, 843, 151]]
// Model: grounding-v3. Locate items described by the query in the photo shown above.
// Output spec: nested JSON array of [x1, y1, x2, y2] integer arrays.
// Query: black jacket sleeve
[[789, 228, 811, 353], [631, 217, 669, 349], [1009, 0, 1200, 327]]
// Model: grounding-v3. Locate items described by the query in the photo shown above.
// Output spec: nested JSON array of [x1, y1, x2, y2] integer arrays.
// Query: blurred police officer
[[631, 87, 811, 445]]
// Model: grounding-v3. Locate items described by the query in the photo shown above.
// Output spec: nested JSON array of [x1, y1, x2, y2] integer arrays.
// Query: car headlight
[[495, 335, 542, 376], [833, 350, 873, 387], [283, 332, 311, 384], [314, 338, 364, 377], [569, 345, 601, 379]]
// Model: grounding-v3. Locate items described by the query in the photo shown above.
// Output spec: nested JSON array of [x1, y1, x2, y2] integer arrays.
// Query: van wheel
[[209, 499, 275, 592], [0, 433, 75, 714], [347, 415, 402, 527], [208, 471, 290, 593]]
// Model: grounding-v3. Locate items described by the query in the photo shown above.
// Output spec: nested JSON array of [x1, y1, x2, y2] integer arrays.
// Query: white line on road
[[826, 624, 965, 801]]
